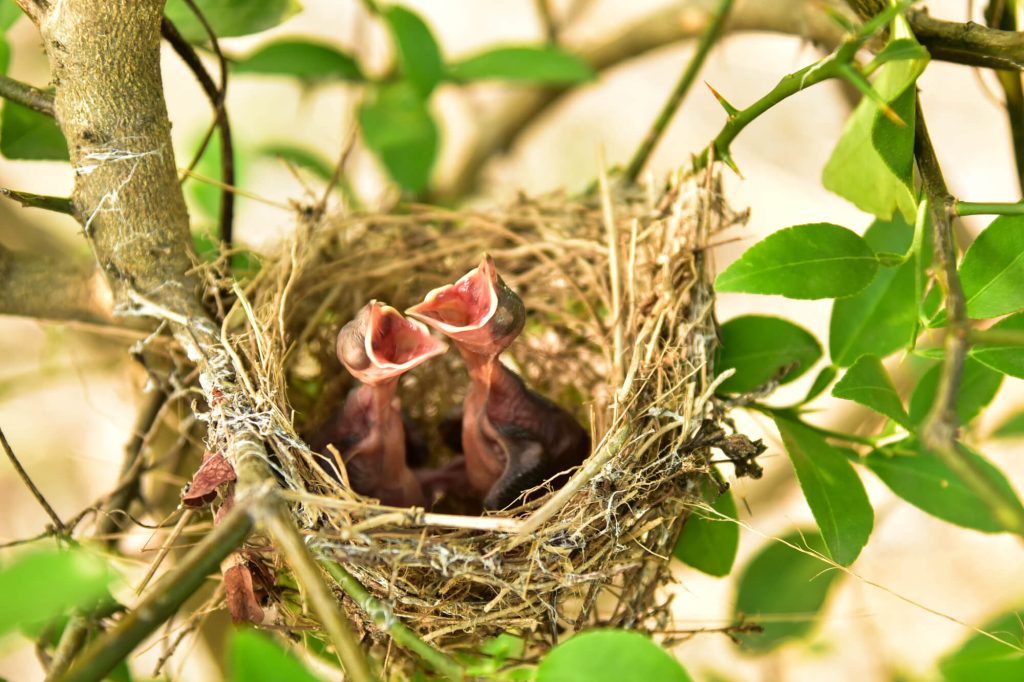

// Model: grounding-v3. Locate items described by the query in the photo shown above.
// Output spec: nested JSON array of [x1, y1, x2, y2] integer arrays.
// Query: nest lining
[[216, 171, 748, 655]]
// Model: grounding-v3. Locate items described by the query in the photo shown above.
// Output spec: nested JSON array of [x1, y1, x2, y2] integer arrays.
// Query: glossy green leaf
[[715, 316, 822, 394], [972, 312, 1024, 378], [992, 410, 1024, 439], [823, 18, 928, 221], [383, 5, 444, 97], [959, 215, 1024, 319], [0, 100, 68, 160], [865, 438, 1024, 533], [229, 630, 322, 682], [868, 38, 930, 70], [674, 481, 739, 577], [164, 0, 301, 42], [940, 608, 1024, 681], [832, 355, 911, 428], [0, 545, 114, 636], [908, 358, 1002, 426], [774, 417, 873, 566], [733, 529, 841, 653], [537, 630, 692, 682], [233, 40, 362, 82], [715, 223, 878, 299], [829, 214, 923, 366], [802, 365, 838, 403], [358, 82, 438, 192], [449, 46, 594, 83]]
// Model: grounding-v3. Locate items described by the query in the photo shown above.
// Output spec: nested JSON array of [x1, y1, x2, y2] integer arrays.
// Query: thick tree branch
[[0, 74, 55, 116], [914, 101, 1024, 536], [0, 243, 115, 325], [910, 9, 1024, 71]]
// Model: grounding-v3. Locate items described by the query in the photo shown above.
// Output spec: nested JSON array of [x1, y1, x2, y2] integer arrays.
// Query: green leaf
[[674, 481, 739, 577], [233, 40, 363, 82], [802, 365, 838, 403], [733, 529, 841, 653], [868, 38, 930, 70], [992, 410, 1024, 439], [383, 5, 444, 97], [0, 545, 114, 636], [229, 630, 322, 682], [774, 417, 874, 566], [832, 355, 911, 428], [164, 0, 301, 42], [449, 46, 594, 83], [823, 19, 928, 221], [829, 214, 923, 366], [0, 3, 22, 32], [0, 100, 68, 160], [972, 312, 1024, 378], [537, 630, 692, 682], [358, 82, 438, 192], [958, 215, 1024, 319], [865, 438, 1024, 533], [908, 358, 1003, 426], [715, 223, 878, 299], [940, 608, 1024, 682], [715, 315, 822, 394]]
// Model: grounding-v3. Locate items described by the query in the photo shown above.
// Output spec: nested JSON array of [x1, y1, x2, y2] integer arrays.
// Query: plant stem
[[320, 558, 465, 681], [58, 504, 253, 682], [914, 101, 1024, 536], [0, 74, 55, 116], [263, 507, 375, 682], [0, 425, 66, 534], [623, 0, 734, 182], [954, 200, 1024, 217], [0, 188, 73, 214]]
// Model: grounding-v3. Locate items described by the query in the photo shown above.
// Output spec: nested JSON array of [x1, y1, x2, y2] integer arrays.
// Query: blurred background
[[1, 0, 1022, 680]]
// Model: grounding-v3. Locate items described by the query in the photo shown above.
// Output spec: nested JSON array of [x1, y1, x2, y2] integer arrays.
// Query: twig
[[914, 101, 1024, 536], [0, 74, 55, 116], [44, 615, 89, 682], [623, 0, 734, 182], [161, 14, 235, 248], [984, 0, 1024, 194], [57, 503, 253, 682], [534, 0, 559, 44], [320, 558, 465, 681], [0, 425, 66, 534], [262, 506, 375, 682], [0, 188, 73, 214], [134, 509, 193, 595]]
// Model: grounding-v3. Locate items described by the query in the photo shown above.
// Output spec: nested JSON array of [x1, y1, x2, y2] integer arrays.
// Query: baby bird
[[407, 256, 590, 509], [311, 301, 446, 507]]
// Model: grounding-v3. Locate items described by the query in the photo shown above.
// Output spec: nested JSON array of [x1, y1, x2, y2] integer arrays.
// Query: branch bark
[[0, 243, 115, 325]]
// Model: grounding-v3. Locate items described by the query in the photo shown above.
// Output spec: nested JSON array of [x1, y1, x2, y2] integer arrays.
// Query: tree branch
[[909, 9, 1024, 71], [0, 244, 116, 325], [914, 100, 1024, 536], [0, 73, 55, 116], [0, 425, 66, 534]]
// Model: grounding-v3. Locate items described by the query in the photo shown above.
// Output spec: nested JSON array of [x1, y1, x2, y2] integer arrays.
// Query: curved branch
[[438, 0, 846, 200]]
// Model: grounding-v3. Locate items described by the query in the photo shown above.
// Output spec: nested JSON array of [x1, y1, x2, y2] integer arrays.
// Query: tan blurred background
[[1, 1, 1022, 680]]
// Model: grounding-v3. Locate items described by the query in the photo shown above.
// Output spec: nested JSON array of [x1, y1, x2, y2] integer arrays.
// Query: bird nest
[[213, 170, 752, 660]]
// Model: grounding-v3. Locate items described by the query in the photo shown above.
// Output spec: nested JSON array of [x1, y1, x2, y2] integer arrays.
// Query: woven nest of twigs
[[214, 170, 753, 661]]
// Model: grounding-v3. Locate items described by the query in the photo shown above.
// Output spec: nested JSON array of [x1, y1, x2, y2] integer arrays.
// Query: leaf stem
[[319, 557, 465, 681], [953, 201, 1024, 217], [913, 101, 1024, 536], [623, 0, 734, 182]]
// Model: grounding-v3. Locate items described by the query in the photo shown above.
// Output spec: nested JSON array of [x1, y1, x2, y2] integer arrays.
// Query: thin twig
[[0, 74, 55, 116], [984, 0, 1024, 194], [0, 425, 66, 534], [623, 0, 734, 182], [57, 503, 253, 682], [161, 14, 235, 248], [533, 0, 559, 44], [914, 100, 1024, 536], [262, 506, 375, 682], [0, 188, 73, 214], [320, 558, 465, 681]]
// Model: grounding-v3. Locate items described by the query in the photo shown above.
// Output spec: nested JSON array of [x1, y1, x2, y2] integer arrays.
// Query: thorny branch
[[913, 101, 1024, 536]]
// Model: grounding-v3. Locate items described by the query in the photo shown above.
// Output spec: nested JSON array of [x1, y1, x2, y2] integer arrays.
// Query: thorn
[[719, 148, 743, 179], [880, 102, 906, 127], [705, 81, 739, 118]]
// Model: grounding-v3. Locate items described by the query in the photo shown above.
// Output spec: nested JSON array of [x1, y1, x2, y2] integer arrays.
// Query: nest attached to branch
[[216, 170, 749, 657]]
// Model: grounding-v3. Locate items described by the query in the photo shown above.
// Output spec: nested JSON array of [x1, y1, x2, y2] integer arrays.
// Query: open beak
[[337, 301, 447, 385], [406, 255, 524, 357]]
